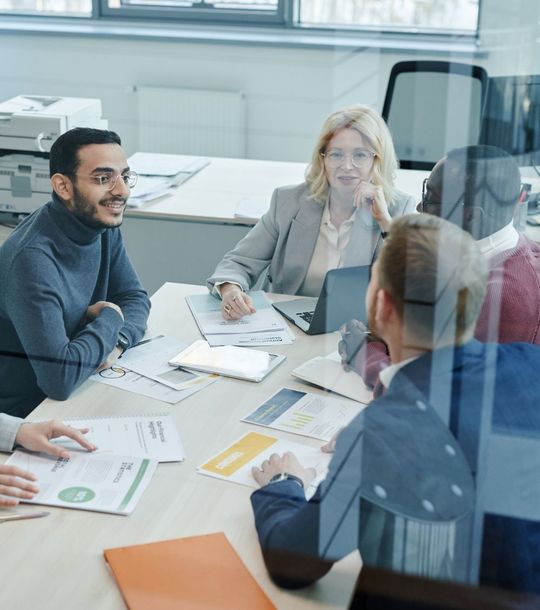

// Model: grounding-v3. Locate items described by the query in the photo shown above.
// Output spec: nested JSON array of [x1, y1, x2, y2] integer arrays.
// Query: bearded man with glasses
[[0, 127, 150, 420], [340, 144, 540, 392]]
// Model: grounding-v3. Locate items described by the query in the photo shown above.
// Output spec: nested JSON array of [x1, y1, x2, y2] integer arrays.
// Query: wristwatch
[[268, 472, 305, 490], [116, 332, 130, 353]]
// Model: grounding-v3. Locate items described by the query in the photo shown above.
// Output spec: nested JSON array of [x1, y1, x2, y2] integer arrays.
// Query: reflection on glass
[[0, 0, 91, 15], [299, 0, 479, 32], [107, 0, 277, 9]]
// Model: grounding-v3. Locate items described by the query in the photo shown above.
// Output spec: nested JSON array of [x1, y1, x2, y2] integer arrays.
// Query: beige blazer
[[207, 183, 416, 295]]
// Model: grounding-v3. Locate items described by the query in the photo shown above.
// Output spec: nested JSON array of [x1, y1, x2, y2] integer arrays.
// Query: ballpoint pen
[[0, 510, 49, 523]]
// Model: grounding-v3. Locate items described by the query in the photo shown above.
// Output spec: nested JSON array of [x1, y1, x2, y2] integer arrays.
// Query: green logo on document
[[58, 486, 96, 503]]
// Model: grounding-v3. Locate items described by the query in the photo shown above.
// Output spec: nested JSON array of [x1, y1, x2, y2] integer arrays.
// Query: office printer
[[0, 95, 108, 215]]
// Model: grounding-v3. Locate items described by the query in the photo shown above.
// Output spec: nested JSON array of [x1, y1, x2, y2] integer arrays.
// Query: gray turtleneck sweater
[[0, 195, 150, 421]]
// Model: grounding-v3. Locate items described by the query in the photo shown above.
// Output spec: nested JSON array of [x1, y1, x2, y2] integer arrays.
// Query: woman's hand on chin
[[354, 181, 392, 232]]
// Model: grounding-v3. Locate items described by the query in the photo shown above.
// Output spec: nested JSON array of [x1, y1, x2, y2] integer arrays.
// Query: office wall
[[0, 0, 537, 291], [0, 0, 538, 165], [0, 35, 410, 162], [480, 0, 540, 76]]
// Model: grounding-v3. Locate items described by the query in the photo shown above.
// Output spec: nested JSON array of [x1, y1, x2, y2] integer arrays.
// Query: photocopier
[[0, 95, 108, 215]]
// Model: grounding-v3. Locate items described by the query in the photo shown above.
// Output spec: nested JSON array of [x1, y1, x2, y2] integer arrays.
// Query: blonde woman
[[207, 105, 416, 319]]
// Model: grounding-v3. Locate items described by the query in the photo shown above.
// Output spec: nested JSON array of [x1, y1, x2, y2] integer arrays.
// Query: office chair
[[382, 61, 489, 170]]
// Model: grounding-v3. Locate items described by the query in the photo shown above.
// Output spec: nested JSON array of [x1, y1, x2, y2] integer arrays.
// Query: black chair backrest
[[382, 61, 489, 171]]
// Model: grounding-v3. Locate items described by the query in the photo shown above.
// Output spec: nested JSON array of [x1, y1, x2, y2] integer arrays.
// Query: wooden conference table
[[0, 283, 363, 610]]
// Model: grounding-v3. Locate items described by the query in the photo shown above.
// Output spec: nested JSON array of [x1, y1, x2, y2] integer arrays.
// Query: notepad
[[291, 351, 373, 404], [104, 532, 276, 610]]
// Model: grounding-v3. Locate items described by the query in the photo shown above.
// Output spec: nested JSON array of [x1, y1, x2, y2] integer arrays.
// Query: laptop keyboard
[[298, 311, 315, 324]]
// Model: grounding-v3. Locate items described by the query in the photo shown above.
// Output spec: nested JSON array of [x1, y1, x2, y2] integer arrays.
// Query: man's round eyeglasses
[[76, 171, 138, 191], [321, 149, 376, 169], [419, 177, 469, 220]]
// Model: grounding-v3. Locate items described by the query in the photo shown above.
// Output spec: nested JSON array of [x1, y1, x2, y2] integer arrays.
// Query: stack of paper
[[186, 291, 295, 347], [91, 335, 217, 404], [291, 351, 372, 404], [127, 176, 173, 207], [127, 152, 210, 207], [3, 414, 186, 515]]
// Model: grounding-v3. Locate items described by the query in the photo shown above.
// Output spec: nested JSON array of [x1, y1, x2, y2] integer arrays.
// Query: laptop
[[272, 265, 370, 335]]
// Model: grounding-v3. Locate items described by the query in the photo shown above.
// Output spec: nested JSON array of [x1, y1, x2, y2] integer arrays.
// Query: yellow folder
[[104, 531, 276, 610]]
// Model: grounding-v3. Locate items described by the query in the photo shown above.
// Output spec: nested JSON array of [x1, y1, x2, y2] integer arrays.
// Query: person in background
[[207, 104, 416, 320], [0, 127, 151, 419], [0, 414, 96, 507], [250, 214, 540, 594], [340, 145, 540, 389]]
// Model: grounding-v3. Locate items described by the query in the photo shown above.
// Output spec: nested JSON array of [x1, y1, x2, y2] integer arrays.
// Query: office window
[[103, 0, 284, 24], [299, 0, 479, 33], [108, 0, 278, 9], [0, 0, 480, 34], [0, 0, 91, 16]]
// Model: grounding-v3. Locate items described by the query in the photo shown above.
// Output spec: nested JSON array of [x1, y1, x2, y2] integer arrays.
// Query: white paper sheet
[[90, 366, 217, 404], [291, 351, 373, 404], [205, 327, 295, 347], [242, 387, 365, 441], [198, 431, 331, 498], [186, 291, 286, 336], [5, 450, 157, 515], [57, 415, 185, 462], [127, 175, 173, 207], [119, 335, 215, 391], [128, 152, 210, 177]]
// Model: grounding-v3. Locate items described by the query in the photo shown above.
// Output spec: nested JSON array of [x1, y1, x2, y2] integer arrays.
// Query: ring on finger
[[224, 304, 232, 315]]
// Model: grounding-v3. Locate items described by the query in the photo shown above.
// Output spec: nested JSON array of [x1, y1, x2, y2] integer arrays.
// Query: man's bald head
[[422, 145, 521, 239]]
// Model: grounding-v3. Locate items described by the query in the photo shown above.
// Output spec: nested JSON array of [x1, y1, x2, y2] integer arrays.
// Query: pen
[[136, 334, 165, 347], [0, 510, 50, 523]]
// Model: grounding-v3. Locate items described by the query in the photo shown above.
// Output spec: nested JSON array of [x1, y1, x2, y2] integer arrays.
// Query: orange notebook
[[104, 532, 276, 610]]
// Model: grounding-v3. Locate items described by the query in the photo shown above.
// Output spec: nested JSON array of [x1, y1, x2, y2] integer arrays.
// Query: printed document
[[206, 326, 295, 347], [291, 351, 372, 404], [57, 415, 185, 462], [5, 450, 157, 515], [90, 366, 216, 404], [128, 152, 210, 177], [127, 176, 172, 207], [198, 431, 330, 497], [242, 387, 365, 441], [120, 335, 215, 391], [186, 291, 286, 336]]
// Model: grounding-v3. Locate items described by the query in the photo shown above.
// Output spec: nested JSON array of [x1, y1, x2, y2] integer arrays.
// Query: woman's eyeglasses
[[321, 148, 376, 169]]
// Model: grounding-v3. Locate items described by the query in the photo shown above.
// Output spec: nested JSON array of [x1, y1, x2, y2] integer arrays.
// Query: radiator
[[136, 85, 246, 157]]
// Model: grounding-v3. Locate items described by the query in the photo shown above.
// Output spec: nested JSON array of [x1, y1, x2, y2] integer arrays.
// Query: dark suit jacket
[[251, 340, 540, 593]]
